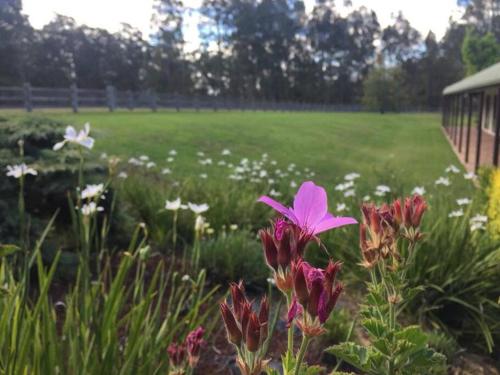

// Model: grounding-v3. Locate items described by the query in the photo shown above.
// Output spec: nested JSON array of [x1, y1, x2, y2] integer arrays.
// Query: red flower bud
[[258, 296, 269, 342], [186, 326, 205, 367], [259, 229, 278, 270], [306, 269, 324, 318], [220, 303, 242, 346], [167, 342, 186, 367], [245, 313, 261, 352], [324, 260, 341, 295], [277, 226, 292, 267], [292, 260, 309, 307], [392, 199, 403, 227], [240, 301, 252, 342], [230, 281, 246, 319]]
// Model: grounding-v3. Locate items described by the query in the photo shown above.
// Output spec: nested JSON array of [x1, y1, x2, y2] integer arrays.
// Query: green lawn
[[3, 109, 471, 194]]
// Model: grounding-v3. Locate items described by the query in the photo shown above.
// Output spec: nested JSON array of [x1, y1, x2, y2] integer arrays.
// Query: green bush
[[198, 228, 269, 287]]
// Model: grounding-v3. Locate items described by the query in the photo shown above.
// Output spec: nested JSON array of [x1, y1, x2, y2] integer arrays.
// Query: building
[[442, 62, 500, 171]]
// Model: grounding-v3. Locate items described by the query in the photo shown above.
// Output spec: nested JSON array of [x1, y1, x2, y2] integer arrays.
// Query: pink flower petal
[[313, 214, 357, 235], [291, 181, 328, 230], [257, 196, 297, 223]]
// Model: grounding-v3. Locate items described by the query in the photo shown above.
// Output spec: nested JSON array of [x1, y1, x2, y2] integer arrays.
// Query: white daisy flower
[[435, 177, 451, 186], [81, 183, 104, 200], [53, 123, 94, 150], [411, 186, 426, 195], [188, 203, 209, 214], [457, 198, 472, 206], [448, 209, 464, 218], [6, 163, 37, 178]]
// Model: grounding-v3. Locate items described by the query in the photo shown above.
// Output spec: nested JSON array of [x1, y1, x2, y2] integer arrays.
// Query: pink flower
[[258, 181, 357, 235], [186, 326, 205, 367]]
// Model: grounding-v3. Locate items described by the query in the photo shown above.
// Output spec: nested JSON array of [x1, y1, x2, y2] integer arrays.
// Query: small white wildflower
[[199, 173, 208, 179], [53, 123, 94, 150], [169, 149, 177, 156], [128, 157, 143, 166], [118, 172, 128, 179], [165, 198, 183, 211], [363, 195, 371, 201], [139, 155, 149, 161], [445, 164, 460, 174], [470, 222, 486, 231], [267, 277, 276, 285], [146, 161, 156, 169], [166, 157, 175, 163], [344, 189, 356, 197], [290, 180, 297, 188], [335, 181, 354, 191], [100, 153, 108, 159], [270, 160, 277, 166], [6, 164, 37, 178], [162, 168, 171, 175], [336, 203, 347, 212], [411, 186, 426, 195], [457, 198, 472, 206], [81, 184, 104, 200], [197, 151, 205, 157], [80, 202, 104, 216], [188, 203, 209, 214], [470, 214, 488, 223], [230, 224, 238, 231], [435, 177, 451, 186], [269, 189, 281, 197], [344, 172, 360, 181], [221, 149, 231, 156], [448, 209, 464, 218], [218, 160, 227, 166], [181, 274, 191, 282], [464, 172, 476, 180]]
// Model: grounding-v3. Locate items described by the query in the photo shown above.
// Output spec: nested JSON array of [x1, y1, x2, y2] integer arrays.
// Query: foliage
[[1, 0, 489, 108], [0, 226, 218, 374], [0, 117, 104, 243], [406, 194, 500, 353], [461, 28, 500, 75], [362, 67, 403, 113], [487, 168, 500, 239], [199, 228, 269, 287], [327, 199, 447, 374]]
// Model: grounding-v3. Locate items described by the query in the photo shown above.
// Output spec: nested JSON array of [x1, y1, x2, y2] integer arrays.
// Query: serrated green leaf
[[362, 318, 387, 338], [326, 343, 371, 372], [395, 325, 428, 348]]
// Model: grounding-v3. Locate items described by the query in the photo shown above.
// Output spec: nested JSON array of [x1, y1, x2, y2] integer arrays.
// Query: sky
[[23, 0, 464, 51]]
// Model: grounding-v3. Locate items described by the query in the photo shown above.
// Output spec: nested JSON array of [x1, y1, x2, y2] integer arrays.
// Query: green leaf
[[0, 244, 20, 257], [395, 325, 428, 348], [362, 318, 387, 338], [326, 343, 371, 372]]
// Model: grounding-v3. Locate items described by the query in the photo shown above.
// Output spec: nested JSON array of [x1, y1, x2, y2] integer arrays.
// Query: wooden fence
[[0, 84, 363, 113]]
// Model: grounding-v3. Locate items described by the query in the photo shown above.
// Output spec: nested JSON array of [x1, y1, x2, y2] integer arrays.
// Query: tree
[[362, 67, 403, 113], [0, 0, 33, 85], [461, 28, 500, 75]]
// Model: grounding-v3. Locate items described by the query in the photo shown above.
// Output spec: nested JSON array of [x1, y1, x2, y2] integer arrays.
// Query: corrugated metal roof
[[443, 61, 500, 95]]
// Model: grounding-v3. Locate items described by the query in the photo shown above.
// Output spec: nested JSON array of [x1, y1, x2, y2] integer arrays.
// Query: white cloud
[[23, 0, 462, 47]]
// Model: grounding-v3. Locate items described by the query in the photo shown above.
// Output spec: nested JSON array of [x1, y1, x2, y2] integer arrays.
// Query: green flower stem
[[294, 335, 311, 375], [286, 291, 294, 355]]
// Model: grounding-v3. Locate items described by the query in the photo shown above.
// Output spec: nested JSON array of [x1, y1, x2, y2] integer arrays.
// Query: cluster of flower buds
[[167, 326, 205, 375], [287, 259, 344, 337], [259, 219, 316, 292], [359, 195, 427, 269], [220, 282, 270, 375]]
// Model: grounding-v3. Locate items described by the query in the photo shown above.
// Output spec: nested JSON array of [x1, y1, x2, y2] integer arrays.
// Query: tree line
[[1, 0, 499, 110]]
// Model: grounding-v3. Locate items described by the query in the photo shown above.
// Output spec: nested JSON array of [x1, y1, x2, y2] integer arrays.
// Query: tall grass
[[0, 222, 219, 374]]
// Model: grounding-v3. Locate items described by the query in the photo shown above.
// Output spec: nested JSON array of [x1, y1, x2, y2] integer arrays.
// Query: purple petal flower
[[286, 296, 303, 328], [258, 181, 357, 235]]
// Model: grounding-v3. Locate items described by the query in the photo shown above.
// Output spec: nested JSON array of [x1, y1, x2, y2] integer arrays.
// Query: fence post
[[70, 83, 79, 113], [149, 90, 157, 112], [106, 85, 116, 112], [23, 83, 32, 112], [127, 90, 134, 111]]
